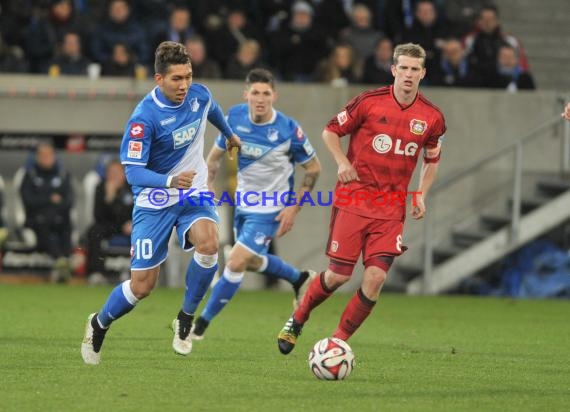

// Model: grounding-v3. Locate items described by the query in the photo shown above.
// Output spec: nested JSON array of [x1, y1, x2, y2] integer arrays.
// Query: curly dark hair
[[154, 41, 191, 75]]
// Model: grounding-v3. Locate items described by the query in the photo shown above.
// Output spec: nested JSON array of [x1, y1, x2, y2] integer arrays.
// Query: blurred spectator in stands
[[25, 0, 90, 73], [20, 143, 73, 282], [383, 0, 445, 40], [225, 39, 264, 80], [464, 5, 530, 83], [485, 44, 535, 91], [184, 35, 222, 79], [101, 42, 136, 77], [85, 159, 133, 283], [209, 7, 261, 71], [47, 31, 90, 76], [0, 33, 29, 73], [0, 0, 34, 50], [430, 38, 480, 87], [563, 103, 570, 121], [311, 0, 353, 41], [399, 0, 447, 81], [339, 4, 384, 63], [130, 0, 173, 41], [268, 1, 329, 82], [90, 0, 148, 66], [444, 0, 495, 38], [153, 6, 196, 51], [189, 0, 242, 34], [361, 37, 393, 85], [313, 42, 360, 86]]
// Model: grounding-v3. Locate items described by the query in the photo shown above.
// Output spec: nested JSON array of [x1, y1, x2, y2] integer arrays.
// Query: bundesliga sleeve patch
[[296, 126, 304, 140], [129, 122, 145, 138], [337, 110, 348, 125], [128, 141, 143, 159]]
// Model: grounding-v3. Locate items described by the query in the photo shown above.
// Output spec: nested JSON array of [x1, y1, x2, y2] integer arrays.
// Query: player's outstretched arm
[[322, 129, 359, 183], [206, 145, 225, 193], [275, 157, 321, 237]]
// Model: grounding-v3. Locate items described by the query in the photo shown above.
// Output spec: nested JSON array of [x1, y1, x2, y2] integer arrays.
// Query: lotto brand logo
[[130, 123, 144, 138], [172, 119, 200, 149], [372, 134, 418, 156]]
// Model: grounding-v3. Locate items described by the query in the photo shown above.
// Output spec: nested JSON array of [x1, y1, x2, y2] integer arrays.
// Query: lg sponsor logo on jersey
[[372, 134, 418, 156]]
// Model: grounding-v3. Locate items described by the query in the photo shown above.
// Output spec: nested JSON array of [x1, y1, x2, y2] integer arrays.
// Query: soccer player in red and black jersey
[[277, 43, 447, 354]]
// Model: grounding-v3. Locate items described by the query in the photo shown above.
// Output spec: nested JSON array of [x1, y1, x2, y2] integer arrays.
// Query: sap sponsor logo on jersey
[[410, 119, 427, 135], [337, 110, 348, 125], [160, 116, 176, 126], [129, 123, 144, 138], [303, 140, 315, 156], [372, 134, 418, 156], [172, 119, 200, 149], [267, 128, 279, 142], [128, 141, 143, 159], [241, 142, 270, 159]]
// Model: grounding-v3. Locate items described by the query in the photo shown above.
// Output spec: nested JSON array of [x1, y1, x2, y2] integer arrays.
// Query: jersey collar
[[151, 86, 185, 109], [390, 85, 420, 111], [249, 108, 277, 125]]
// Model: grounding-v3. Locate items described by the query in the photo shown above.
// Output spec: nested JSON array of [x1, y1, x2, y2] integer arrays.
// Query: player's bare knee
[[194, 240, 219, 256], [227, 256, 248, 273], [130, 279, 154, 300], [324, 270, 350, 289]]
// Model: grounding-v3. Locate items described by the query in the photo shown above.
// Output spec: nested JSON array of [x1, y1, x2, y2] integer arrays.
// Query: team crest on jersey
[[127, 141, 142, 159], [129, 123, 144, 138], [172, 119, 200, 149], [337, 110, 348, 125], [266, 128, 279, 142], [189, 98, 200, 112], [410, 119, 427, 135], [330, 241, 339, 253], [254, 232, 268, 246]]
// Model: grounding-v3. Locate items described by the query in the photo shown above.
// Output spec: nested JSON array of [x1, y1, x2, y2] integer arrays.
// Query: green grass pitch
[[0, 284, 568, 411]]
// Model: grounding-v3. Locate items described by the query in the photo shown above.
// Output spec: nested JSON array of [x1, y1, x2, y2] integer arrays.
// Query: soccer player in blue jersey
[[189, 68, 321, 340], [81, 41, 241, 365]]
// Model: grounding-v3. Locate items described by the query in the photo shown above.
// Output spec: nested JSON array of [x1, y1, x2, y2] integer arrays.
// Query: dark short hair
[[154, 41, 191, 75], [245, 68, 275, 89]]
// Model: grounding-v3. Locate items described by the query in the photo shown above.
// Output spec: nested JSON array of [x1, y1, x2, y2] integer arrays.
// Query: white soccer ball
[[308, 337, 355, 380]]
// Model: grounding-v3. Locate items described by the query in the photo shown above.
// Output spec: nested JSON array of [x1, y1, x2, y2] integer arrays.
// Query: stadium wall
[[0, 75, 566, 289]]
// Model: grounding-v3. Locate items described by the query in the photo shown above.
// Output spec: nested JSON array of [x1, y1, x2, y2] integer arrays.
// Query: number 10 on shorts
[[135, 238, 153, 259]]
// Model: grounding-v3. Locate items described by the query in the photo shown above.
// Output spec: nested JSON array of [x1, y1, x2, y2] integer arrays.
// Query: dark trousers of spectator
[[86, 224, 119, 275], [31, 223, 71, 258]]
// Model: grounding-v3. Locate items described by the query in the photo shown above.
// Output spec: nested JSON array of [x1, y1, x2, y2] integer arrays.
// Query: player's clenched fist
[[170, 170, 196, 189]]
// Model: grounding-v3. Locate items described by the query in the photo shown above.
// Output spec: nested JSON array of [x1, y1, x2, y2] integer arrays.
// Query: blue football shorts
[[233, 209, 280, 255], [130, 201, 219, 270]]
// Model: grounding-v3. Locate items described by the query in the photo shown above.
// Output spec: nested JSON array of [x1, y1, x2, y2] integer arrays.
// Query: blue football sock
[[261, 254, 300, 284], [182, 252, 218, 315], [97, 280, 139, 328], [201, 267, 244, 322]]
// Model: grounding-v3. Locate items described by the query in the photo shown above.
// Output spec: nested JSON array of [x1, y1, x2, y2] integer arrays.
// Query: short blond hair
[[393, 43, 426, 67]]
